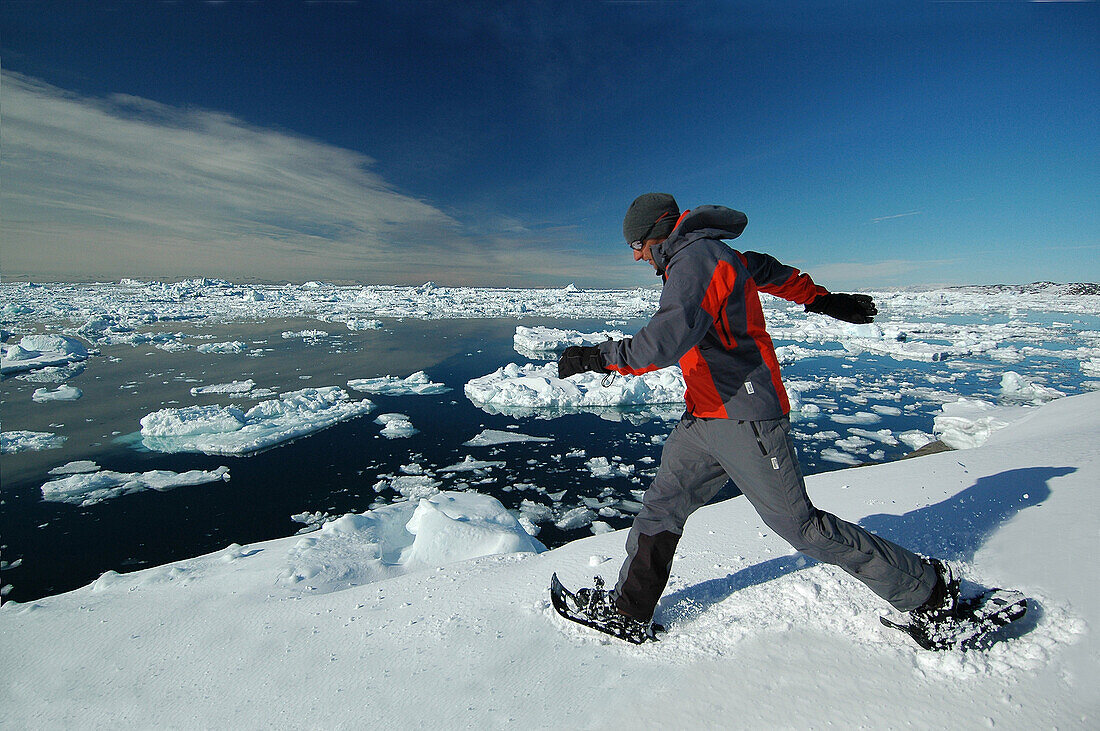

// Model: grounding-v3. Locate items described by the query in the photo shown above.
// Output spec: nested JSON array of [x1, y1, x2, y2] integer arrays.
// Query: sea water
[[2, 282, 1098, 603]]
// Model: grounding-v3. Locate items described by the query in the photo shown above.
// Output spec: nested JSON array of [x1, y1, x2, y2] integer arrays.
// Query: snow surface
[[139, 386, 374, 455], [2, 391, 1096, 728]]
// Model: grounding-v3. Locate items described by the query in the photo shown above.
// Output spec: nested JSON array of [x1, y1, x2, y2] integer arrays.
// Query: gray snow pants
[[613, 413, 937, 621]]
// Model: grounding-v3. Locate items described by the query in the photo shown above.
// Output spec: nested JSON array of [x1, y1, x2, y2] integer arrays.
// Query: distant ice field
[[1, 279, 1098, 603]]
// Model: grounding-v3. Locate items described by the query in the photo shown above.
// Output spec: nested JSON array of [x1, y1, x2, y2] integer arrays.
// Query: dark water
[[2, 314, 1096, 603]]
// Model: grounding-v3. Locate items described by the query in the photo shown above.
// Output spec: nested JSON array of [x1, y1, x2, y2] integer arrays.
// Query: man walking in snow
[[557, 193, 958, 644]]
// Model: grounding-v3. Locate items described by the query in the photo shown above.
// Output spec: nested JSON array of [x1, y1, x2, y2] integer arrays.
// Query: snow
[[31, 384, 83, 402], [41, 466, 231, 506], [281, 491, 544, 593], [4, 391, 1095, 728], [139, 386, 374, 455], [47, 460, 101, 475], [347, 370, 450, 395]]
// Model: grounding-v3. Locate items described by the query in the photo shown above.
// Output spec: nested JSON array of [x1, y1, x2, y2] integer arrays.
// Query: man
[[557, 193, 959, 645]]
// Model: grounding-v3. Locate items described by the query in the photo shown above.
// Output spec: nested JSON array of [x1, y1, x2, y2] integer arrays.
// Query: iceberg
[[32, 385, 83, 402], [1, 430, 67, 454]]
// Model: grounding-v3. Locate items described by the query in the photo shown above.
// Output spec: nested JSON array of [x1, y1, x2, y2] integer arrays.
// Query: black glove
[[557, 345, 607, 379], [805, 293, 877, 324]]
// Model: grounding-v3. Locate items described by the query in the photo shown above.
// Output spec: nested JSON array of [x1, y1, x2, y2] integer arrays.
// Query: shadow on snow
[[659, 466, 1075, 635]]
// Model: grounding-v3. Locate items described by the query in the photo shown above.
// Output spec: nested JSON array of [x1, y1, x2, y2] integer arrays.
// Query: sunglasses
[[629, 211, 674, 251]]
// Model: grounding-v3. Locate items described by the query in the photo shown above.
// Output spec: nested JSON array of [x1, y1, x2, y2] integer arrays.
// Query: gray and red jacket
[[597, 205, 827, 420]]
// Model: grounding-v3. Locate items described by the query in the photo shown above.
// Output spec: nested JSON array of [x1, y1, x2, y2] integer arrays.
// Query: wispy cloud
[[1, 72, 619, 287]]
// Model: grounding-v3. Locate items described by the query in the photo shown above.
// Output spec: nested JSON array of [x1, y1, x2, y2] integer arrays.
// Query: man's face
[[634, 239, 661, 272]]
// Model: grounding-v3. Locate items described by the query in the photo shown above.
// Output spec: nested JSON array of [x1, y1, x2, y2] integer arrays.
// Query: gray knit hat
[[623, 193, 679, 244]]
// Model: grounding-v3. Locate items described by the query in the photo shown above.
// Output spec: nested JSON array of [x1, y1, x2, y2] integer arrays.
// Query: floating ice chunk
[[585, 456, 635, 479], [847, 428, 899, 446], [48, 460, 101, 475], [464, 428, 554, 447], [373, 474, 442, 500], [932, 397, 1032, 449], [819, 448, 862, 466], [344, 318, 383, 331], [1082, 358, 1100, 377], [1, 335, 90, 375], [32, 385, 83, 402], [190, 379, 256, 396], [898, 430, 936, 451], [438, 455, 507, 473], [830, 412, 881, 425], [282, 491, 543, 593], [1000, 371, 1064, 403], [555, 506, 595, 530], [139, 387, 374, 455], [465, 362, 684, 412], [1, 430, 67, 454], [281, 330, 328, 339], [871, 404, 902, 416], [376, 413, 418, 439], [41, 466, 230, 506], [196, 341, 248, 354], [348, 371, 450, 395], [512, 326, 626, 359]]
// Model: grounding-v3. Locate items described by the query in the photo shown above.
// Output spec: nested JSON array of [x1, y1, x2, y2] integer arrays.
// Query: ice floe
[[139, 386, 374, 455], [41, 466, 231, 506], [375, 413, 418, 439], [463, 428, 554, 447], [31, 385, 83, 402], [190, 379, 256, 396], [512, 325, 627, 360], [1, 335, 90, 375], [196, 341, 248, 355], [465, 362, 684, 412], [347, 370, 450, 395], [1, 430, 67, 454]]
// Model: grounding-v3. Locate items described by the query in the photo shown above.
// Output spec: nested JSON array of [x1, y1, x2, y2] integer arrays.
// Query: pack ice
[[139, 386, 374, 455]]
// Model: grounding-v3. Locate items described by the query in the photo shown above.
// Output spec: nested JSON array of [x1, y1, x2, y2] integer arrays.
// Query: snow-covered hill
[[2, 392, 1097, 729]]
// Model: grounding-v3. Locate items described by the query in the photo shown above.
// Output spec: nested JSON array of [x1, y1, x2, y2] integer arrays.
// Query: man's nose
[[634, 248, 643, 261]]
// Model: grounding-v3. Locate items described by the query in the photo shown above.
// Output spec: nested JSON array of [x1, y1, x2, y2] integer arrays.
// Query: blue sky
[[1, 1, 1097, 289]]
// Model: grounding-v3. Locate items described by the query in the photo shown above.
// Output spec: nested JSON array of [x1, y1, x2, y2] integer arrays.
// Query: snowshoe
[[550, 573, 664, 644], [881, 561, 1027, 651]]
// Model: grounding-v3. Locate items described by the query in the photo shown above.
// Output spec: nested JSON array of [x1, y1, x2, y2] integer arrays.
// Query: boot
[[907, 559, 961, 645]]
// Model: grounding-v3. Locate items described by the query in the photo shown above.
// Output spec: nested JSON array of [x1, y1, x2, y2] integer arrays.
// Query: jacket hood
[[651, 205, 748, 275]]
